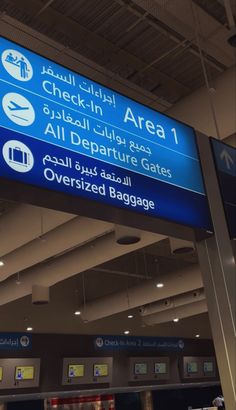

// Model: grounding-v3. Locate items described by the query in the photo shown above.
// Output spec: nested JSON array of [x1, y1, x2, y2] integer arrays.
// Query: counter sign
[[0, 36, 211, 231]]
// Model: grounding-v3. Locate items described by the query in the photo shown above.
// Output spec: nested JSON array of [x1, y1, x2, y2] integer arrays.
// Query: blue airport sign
[[0, 333, 32, 350], [94, 335, 185, 351], [211, 138, 236, 239], [0, 36, 212, 231]]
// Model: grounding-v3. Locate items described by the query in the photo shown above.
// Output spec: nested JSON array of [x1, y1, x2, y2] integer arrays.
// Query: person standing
[[17, 57, 29, 79], [212, 395, 225, 409]]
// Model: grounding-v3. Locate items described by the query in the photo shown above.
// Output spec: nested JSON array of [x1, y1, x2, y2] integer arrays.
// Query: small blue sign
[[0, 36, 212, 231], [94, 335, 185, 351], [212, 139, 236, 177], [0, 333, 32, 349], [211, 138, 236, 239]]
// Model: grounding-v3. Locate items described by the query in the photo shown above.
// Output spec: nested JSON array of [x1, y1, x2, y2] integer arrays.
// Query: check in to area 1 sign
[[0, 36, 212, 231]]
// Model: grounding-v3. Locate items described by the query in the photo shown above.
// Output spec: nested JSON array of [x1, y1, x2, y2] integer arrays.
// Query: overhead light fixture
[[0, 261, 4, 267], [115, 225, 141, 245], [26, 327, 33, 332], [124, 330, 130, 335], [156, 283, 164, 288], [38, 235, 46, 243], [128, 315, 133, 319], [228, 28, 236, 47], [169, 237, 195, 255], [15, 272, 21, 285], [74, 310, 81, 316], [173, 318, 179, 323], [32, 285, 50, 305], [195, 334, 200, 338]]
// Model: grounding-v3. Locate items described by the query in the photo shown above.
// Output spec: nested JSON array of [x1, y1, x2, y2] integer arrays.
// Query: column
[[196, 132, 236, 410], [140, 391, 154, 410]]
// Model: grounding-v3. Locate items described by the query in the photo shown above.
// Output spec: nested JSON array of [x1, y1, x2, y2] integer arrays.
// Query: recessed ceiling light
[[195, 334, 200, 338], [0, 261, 4, 267], [173, 318, 179, 322], [26, 327, 33, 331], [128, 315, 133, 319], [74, 310, 81, 315], [124, 330, 130, 335], [156, 283, 164, 288]]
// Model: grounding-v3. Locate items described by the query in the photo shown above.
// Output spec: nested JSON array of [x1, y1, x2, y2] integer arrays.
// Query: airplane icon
[[7, 100, 30, 111], [2, 92, 35, 126]]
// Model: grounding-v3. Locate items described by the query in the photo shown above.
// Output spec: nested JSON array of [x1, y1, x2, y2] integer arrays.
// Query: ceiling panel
[[193, 0, 229, 26], [0, 0, 230, 108]]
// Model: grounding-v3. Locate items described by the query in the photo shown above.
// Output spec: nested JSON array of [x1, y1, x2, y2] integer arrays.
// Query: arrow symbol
[[220, 149, 234, 170]]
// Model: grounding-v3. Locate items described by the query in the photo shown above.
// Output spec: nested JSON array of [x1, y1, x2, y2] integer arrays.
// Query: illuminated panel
[[187, 362, 198, 373], [134, 363, 147, 375], [15, 366, 34, 380], [154, 362, 167, 374], [93, 364, 108, 377], [0, 36, 212, 233], [68, 364, 84, 378], [204, 361, 214, 373]]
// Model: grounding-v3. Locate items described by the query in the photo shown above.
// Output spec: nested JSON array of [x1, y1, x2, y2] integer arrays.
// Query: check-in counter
[[190, 407, 217, 410]]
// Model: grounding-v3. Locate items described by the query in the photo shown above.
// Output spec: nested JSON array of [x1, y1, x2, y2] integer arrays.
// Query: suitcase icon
[[9, 146, 29, 166]]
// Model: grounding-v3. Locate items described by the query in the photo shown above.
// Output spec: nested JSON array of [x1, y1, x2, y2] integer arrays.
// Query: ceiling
[[0, 199, 211, 338], [0, 0, 235, 109], [0, 0, 235, 339]]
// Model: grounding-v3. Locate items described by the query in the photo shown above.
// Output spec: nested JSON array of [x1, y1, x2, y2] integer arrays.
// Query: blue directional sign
[[211, 138, 236, 239], [94, 335, 185, 351], [0, 333, 32, 350], [0, 36, 212, 231]]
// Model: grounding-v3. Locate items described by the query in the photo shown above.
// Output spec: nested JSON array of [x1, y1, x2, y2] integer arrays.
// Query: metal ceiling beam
[[142, 299, 208, 325], [0, 204, 75, 256], [114, 0, 226, 73], [0, 14, 172, 112], [222, 0, 236, 28], [7, 0, 190, 100], [88, 2, 120, 32], [126, 10, 149, 32], [0, 217, 113, 283], [0, 229, 165, 306], [91, 268, 152, 279], [93, 5, 126, 34], [34, 0, 55, 18], [218, 0, 236, 20], [193, 0, 227, 26], [130, 0, 233, 68], [130, 38, 189, 79], [79, 264, 203, 322]]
